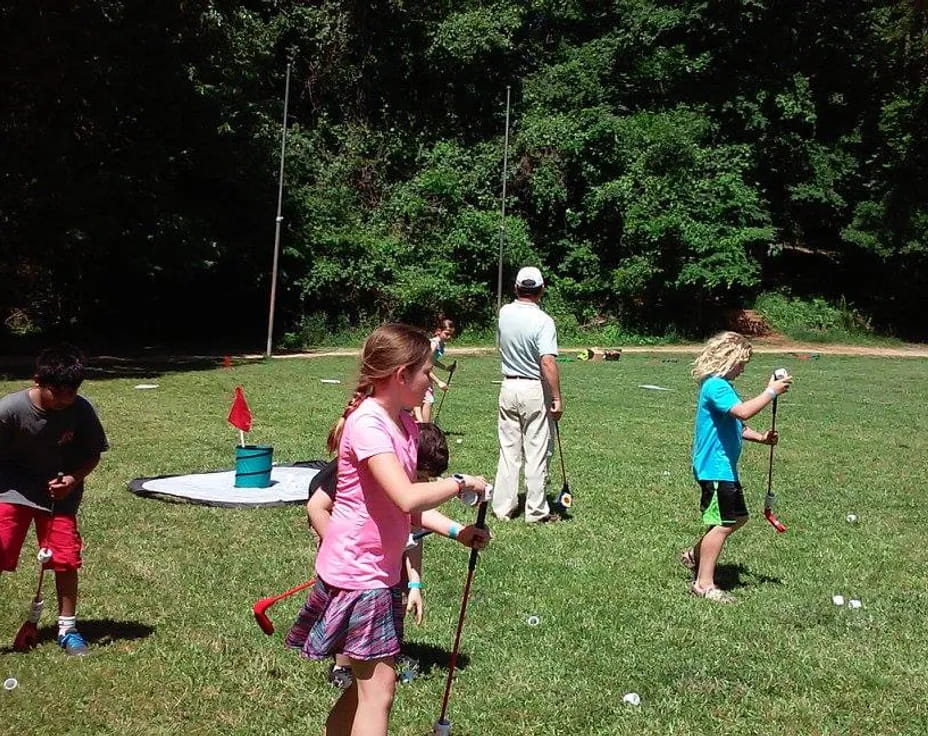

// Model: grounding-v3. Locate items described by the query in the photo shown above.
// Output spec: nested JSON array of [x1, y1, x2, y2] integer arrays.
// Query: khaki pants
[[492, 379, 553, 522]]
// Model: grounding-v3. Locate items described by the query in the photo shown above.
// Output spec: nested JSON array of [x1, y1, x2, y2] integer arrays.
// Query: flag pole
[[265, 60, 292, 358], [496, 85, 511, 319]]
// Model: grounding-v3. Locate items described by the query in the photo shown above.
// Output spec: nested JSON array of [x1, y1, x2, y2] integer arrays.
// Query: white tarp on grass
[[128, 463, 324, 508]]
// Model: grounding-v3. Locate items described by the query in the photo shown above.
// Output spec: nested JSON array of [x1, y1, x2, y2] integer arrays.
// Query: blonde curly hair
[[691, 331, 753, 383]]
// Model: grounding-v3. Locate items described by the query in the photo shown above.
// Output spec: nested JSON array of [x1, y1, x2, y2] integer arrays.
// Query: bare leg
[[420, 402, 432, 423], [341, 657, 395, 736], [55, 570, 78, 617], [695, 519, 745, 591], [324, 680, 359, 736]]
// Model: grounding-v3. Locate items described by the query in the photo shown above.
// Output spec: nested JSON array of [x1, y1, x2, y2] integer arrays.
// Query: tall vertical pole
[[265, 61, 291, 358], [496, 85, 511, 317]]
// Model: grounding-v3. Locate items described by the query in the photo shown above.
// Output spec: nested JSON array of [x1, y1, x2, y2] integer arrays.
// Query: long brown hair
[[326, 323, 432, 453]]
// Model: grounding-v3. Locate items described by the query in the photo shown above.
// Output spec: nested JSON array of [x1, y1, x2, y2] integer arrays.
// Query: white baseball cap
[[515, 266, 544, 288]]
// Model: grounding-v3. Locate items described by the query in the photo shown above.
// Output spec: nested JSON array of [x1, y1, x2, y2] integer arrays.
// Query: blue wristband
[[448, 523, 460, 540], [407, 581, 423, 590]]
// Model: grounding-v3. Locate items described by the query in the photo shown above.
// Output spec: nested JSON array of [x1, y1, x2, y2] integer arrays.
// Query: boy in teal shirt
[[681, 332, 791, 603]]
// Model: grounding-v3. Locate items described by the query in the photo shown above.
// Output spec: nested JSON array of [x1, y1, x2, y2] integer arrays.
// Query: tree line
[[2, 1, 926, 345]]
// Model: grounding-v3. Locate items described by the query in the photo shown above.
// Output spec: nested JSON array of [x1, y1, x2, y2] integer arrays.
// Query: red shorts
[[0, 503, 83, 573]]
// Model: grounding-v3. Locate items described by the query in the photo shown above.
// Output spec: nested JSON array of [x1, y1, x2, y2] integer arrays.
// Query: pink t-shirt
[[315, 398, 419, 590]]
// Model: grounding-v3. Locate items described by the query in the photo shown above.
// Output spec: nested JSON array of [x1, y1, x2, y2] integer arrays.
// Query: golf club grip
[[467, 502, 489, 570], [412, 529, 432, 542]]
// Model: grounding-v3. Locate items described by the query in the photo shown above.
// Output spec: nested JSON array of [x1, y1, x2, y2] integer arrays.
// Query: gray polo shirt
[[497, 300, 559, 379], [0, 389, 109, 514]]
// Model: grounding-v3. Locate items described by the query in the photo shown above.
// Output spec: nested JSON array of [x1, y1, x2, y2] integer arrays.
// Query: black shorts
[[698, 480, 748, 526]]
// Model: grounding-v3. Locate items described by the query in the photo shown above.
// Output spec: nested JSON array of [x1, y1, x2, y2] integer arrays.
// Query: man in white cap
[[492, 266, 563, 523]]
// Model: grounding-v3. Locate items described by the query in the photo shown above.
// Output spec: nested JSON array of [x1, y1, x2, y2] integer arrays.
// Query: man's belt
[[503, 375, 540, 380]]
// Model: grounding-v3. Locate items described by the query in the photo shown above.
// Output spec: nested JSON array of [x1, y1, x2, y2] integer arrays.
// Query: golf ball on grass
[[832, 595, 845, 606], [846, 514, 858, 523], [3, 678, 17, 691], [848, 599, 862, 609], [622, 692, 641, 706], [526, 615, 540, 627]]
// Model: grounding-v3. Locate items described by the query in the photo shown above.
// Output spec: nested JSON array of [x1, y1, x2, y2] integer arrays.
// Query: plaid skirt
[[285, 578, 404, 661]]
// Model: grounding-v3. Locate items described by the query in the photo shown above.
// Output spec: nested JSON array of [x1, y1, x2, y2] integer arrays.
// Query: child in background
[[293, 323, 490, 735], [291, 422, 458, 690], [0, 345, 109, 655], [681, 332, 791, 603], [415, 316, 455, 423]]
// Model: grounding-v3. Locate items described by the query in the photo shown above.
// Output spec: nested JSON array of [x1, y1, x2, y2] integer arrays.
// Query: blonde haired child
[[681, 332, 791, 603], [295, 324, 490, 735]]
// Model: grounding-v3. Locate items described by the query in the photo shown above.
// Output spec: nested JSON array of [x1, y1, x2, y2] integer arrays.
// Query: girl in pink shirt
[[299, 323, 490, 736]]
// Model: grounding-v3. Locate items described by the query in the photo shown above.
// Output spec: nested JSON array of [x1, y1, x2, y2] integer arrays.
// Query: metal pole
[[265, 61, 291, 358], [496, 85, 511, 316]]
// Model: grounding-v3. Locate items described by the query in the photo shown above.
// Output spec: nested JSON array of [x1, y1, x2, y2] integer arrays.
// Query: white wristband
[[765, 388, 777, 399]]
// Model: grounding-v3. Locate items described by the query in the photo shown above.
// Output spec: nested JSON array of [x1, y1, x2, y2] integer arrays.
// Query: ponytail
[[325, 324, 431, 454], [326, 380, 372, 453]]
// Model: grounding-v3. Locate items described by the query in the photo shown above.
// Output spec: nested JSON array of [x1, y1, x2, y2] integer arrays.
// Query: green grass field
[[2, 353, 928, 735]]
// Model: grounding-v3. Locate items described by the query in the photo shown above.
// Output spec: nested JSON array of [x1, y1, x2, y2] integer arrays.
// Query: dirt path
[[264, 339, 928, 360]]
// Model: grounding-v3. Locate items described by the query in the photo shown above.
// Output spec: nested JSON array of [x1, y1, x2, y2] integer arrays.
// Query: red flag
[[228, 386, 252, 432]]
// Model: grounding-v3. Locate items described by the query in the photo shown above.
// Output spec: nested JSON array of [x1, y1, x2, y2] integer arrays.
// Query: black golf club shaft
[[437, 500, 488, 724], [433, 361, 457, 423], [555, 422, 568, 488], [766, 396, 778, 497]]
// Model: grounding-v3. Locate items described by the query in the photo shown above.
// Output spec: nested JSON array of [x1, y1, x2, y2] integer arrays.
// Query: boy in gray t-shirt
[[0, 344, 108, 656]]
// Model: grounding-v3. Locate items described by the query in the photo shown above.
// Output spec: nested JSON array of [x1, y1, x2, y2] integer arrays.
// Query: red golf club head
[[12, 621, 38, 652], [252, 599, 276, 635], [764, 508, 787, 533]]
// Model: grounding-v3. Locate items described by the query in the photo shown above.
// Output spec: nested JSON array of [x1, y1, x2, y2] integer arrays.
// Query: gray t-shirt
[[0, 389, 109, 514], [497, 300, 559, 379]]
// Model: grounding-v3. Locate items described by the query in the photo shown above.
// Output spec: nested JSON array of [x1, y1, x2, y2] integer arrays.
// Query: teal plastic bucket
[[234, 444, 273, 488]]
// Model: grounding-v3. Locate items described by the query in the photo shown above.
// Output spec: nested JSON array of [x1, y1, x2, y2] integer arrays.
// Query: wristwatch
[[453, 474, 480, 507]]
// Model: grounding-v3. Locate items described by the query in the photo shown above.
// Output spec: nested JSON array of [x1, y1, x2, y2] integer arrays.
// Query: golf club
[[554, 422, 572, 510], [434, 486, 491, 736], [252, 529, 434, 635], [764, 369, 788, 533], [433, 360, 457, 424], [12, 473, 62, 652]]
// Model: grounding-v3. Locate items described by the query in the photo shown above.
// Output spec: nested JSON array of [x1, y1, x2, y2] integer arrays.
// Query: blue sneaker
[[58, 629, 89, 657]]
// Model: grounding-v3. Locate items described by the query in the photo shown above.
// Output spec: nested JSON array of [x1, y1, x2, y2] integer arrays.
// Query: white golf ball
[[846, 514, 858, 523], [848, 599, 862, 609], [622, 692, 641, 706], [526, 615, 540, 627], [3, 678, 17, 691], [455, 438, 462, 444], [832, 595, 845, 606]]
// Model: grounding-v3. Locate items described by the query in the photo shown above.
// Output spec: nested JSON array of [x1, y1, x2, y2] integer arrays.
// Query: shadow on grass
[[401, 641, 470, 676], [0, 619, 155, 654], [715, 563, 783, 591], [0, 353, 265, 383]]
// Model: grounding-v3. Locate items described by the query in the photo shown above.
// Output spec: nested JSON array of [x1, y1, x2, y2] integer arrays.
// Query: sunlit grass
[[2, 352, 927, 734]]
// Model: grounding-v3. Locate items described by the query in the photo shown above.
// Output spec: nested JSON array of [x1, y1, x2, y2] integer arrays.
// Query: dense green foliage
[[2, 1, 927, 343]]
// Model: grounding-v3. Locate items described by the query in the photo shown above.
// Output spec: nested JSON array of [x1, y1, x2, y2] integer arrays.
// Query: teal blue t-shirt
[[692, 376, 743, 481]]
